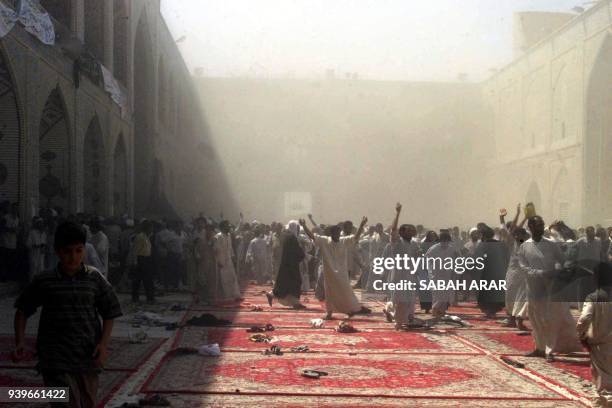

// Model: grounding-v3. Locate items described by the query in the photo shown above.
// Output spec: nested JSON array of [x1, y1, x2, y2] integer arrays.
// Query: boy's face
[[56, 243, 85, 272]]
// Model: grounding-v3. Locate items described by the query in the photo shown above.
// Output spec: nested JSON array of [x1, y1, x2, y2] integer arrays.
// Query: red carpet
[[174, 326, 480, 354], [456, 331, 535, 354], [184, 310, 392, 329], [137, 283, 594, 406], [142, 353, 566, 399], [143, 393, 582, 407]]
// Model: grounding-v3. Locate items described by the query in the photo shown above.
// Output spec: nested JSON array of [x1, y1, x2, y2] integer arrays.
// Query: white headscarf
[[286, 220, 300, 237]]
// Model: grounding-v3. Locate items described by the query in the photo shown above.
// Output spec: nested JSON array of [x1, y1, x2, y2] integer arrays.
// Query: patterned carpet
[[138, 284, 594, 407]]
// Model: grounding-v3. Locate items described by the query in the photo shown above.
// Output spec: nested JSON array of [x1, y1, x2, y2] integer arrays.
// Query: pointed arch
[[0, 48, 22, 205], [83, 115, 106, 215], [39, 87, 71, 211]]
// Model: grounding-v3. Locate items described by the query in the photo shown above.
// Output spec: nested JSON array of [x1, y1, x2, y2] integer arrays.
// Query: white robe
[[505, 243, 528, 318], [384, 238, 420, 324], [314, 234, 361, 314], [577, 292, 612, 404], [214, 232, 241, 300], [246, 236, 271, 284], [518, 237, 581, 355], [90, 231, 109, 278], [426, 242, 460, 317]]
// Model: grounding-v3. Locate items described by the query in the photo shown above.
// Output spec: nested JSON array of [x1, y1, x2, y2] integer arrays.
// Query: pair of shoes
[[262, 345, 283, 356]]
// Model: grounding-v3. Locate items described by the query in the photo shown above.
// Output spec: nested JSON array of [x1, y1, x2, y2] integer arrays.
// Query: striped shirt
[[14, 264, 123, 372]]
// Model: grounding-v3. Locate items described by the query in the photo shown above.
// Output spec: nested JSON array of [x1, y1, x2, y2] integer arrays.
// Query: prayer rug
[[142, 353, 566, 399], [509, 356, 596, 400], [143, 393, 583, 407], [174, 326, 480, 355], [182, 311, 391, 329], [455, 331, 535, 354]]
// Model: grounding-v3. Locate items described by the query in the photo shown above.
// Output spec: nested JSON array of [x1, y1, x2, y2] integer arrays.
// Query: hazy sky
[[161, 0, 585, 82]]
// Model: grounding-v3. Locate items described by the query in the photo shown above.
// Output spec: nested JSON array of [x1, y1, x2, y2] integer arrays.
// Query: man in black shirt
[[13, 222, 123, 408]]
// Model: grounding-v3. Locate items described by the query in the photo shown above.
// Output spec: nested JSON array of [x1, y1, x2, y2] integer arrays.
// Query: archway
[[39, 87, 70, 212], [0, 50, 21, 205], [83, 116, 106, 215], [585, 34, 612, 223], [113, 133, 128, 215], [133, 9, 155, 216]]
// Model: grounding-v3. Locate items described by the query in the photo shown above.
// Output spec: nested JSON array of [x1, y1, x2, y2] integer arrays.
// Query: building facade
[[0, 0, 234, 220], [483, 0, 612, 226]]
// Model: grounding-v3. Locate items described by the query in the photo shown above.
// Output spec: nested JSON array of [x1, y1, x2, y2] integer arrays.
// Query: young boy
[[13, 221, 123, 408]]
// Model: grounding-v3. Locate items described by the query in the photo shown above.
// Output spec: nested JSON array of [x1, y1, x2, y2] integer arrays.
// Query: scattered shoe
[[249, 333, 273, 343], [290, 345, 310, 352], [336, 321, 358, 333], [501, 356, 525, 368], [263, 345, 283, 355], [138, 394, 171, 406]]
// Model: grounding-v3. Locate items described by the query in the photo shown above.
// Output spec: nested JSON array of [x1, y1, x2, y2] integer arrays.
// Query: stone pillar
[[73, 0, 84, 42], [103, 0, 113, 70]]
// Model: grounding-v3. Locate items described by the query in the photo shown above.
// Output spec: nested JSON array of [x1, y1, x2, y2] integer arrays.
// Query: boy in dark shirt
[[12, 222, 123, 408]]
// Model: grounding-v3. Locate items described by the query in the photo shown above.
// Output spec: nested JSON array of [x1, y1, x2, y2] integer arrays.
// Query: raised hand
[[360, 216, 368, 226], [396, 203, 402, 213]]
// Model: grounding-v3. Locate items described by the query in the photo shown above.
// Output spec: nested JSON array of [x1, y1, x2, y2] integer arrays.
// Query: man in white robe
[[246, 225, 272, 284], [26, 217, 46, 280], [518, 215, 581, 361], [383, 203, 420, 329], [300, 217, 368, 319], [89, 219, 109, 278], [577, 279, 612, 408], [426, 230, 460, 317], [214, 221, 241, 301]]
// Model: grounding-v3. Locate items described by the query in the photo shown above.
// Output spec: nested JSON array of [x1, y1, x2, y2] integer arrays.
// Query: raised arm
[[354, 216, 368, 242], [390, 203, 402, 242], [307, 214, 318, 227], [509, 203, 521, 232], [299, 219, 315, 241]]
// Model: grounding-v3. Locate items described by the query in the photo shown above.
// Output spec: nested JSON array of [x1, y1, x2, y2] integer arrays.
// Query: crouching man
[[12, 222, 123, 408]]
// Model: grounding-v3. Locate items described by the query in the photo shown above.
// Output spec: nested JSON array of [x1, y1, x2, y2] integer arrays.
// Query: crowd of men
[[1, 200, 611, 407]]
